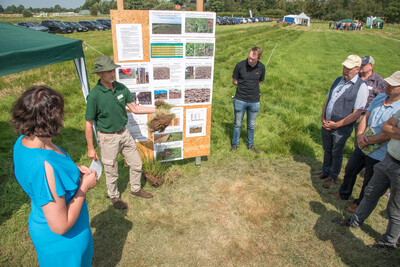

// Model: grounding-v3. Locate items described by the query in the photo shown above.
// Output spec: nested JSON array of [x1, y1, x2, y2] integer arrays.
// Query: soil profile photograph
[[194, 66, 212, 79], [154, 90, 168, 100], [137, 92, 152, 105], [185, 18, 214, 33], [189, 125, 203, 134], [153, 67, 170, 80], [152, 16, 182, 34], [184, 88, 210, 104], [169, 88, 181, 99]]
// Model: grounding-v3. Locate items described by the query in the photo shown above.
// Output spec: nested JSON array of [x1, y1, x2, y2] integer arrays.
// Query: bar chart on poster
[[111, 8, 215, 162]]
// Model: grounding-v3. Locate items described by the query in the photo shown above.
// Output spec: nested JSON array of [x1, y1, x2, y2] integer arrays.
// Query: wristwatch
[[333, 122, 337, 129]]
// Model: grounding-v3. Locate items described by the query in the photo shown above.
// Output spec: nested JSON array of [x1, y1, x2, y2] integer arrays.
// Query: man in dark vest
[[313, 55, 369, 189]]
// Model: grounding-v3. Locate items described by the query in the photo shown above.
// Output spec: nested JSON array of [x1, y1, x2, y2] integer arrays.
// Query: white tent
[[297, 13, 310, 27], [283, 13, 310, 26]]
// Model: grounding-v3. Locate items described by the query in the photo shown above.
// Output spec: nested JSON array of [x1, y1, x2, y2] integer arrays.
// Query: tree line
[[1, 0, 399, 23]]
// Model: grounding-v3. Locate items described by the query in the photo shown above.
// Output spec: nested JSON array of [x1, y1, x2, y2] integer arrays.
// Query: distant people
[[335, 71, 400, 249], [332, 73, 400, 213], [230, 46, 265, 154], [312, 55, 369, 189], [329, 21, 332, 29], [12, 85, 98, 266], [85, 56, 156, 210]]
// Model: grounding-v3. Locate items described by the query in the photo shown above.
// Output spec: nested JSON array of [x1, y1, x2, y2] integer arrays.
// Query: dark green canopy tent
[[373, 17, 385, 23], [0, 22, 90, 97], [340, 19, 356, 23]]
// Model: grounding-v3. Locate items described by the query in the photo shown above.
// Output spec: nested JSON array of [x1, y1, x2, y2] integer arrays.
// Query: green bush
[[22, 10, 32, 17]]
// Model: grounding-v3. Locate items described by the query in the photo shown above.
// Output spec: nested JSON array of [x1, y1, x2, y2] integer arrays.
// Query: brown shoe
[[111, 197, 127, 210], [323, 178, 336, 189], [131, 189, 153, 199], [331, 192, 345, 200], [312, 173, 329, 179], [345, 203, 359, 214]]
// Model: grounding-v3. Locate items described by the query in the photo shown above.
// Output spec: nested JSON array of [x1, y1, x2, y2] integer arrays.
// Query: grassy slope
[[1, 20, 400, 265]]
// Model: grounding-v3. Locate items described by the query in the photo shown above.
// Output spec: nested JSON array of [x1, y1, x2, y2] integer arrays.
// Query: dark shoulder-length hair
[[11, 85, 64, 138]]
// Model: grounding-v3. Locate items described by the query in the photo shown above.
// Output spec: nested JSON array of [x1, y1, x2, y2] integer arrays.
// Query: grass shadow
[[309, 201, 395, 266], [91, 206, 132, 266]]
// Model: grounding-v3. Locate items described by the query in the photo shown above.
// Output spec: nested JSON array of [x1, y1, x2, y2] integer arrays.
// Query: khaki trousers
[[98, 129, 142, 198]]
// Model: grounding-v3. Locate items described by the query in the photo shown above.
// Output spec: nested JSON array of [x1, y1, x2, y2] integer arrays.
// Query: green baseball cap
[[92, 56, 121, 74]]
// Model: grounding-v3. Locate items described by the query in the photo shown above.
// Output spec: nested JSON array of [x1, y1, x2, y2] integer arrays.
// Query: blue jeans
[[232, 99, 260, 147], [321, 126, 353, 180], [350, 153, 400, 246]]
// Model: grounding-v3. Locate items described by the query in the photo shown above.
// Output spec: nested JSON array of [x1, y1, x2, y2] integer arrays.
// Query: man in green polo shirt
[[85, 56, 156, 210]]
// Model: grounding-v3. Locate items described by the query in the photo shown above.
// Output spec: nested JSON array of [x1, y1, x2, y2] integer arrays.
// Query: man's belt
[[389, 154, 400, 165], [99, 128, 125, 134]]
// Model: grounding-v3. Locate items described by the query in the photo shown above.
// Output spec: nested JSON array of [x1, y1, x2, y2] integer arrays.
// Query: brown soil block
[[148, 114, 174, 133]]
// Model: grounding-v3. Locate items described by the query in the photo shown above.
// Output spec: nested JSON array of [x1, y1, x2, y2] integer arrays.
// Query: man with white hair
[[313, 55, 369, 189]]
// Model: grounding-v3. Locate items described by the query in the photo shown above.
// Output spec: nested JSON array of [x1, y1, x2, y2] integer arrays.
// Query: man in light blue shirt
[[332, 86, 400, 213], [313, 55, 369, 189]]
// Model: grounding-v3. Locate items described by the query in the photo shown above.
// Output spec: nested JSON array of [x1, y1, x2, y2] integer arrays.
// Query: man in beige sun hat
[[85, 56, 156, 210], [312, 55, 369, 189]]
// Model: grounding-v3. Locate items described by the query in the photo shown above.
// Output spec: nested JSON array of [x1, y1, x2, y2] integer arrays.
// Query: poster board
[[110, 9, 215, 162]]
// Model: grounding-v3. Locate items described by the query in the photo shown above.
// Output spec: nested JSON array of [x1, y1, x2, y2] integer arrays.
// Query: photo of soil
[[153, 67, 170, 80], [136, 68, 149, 84], [156, 147, 182, 161], [118, 68, 136, 80], [194, 66, 212, 79], [154, 90, 167, 100], [185, 66, 194, 79], [185, 18, 213, 33], [169, 89, 181, 99], [184, 88, 210, 104], [137, 92, 152, 105], [189, 126, 203, 134], [154, 132, 183, 144]]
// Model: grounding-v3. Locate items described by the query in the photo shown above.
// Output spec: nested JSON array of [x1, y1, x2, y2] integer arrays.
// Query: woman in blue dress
[[12, 85, 98, 266]]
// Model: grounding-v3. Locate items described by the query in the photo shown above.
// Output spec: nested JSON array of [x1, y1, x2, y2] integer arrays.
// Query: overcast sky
[[0, 0, 86, 9]]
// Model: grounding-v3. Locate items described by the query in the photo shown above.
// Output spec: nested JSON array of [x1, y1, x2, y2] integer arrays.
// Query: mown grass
[[1, 18, 400, 266]]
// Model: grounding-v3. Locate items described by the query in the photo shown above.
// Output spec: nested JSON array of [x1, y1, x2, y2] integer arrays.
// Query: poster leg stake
[[195, 156, 201, 166]]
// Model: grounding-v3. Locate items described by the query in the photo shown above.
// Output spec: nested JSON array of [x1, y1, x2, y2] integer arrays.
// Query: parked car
[[78, 20, 106, 31], [41, 20, 72, 34], [264, 17, 273, 22], [17, 21, 49, 32], [64, 21, 88, 32], [93, 20, 110, 30], [277, 18, 283, 23], [97, 19, 111, 29]]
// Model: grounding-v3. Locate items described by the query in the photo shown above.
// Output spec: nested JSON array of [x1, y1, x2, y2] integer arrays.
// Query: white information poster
[[186, 108, 207, 137], [126, 113, 149, 142], [116, 24, 143, 61]]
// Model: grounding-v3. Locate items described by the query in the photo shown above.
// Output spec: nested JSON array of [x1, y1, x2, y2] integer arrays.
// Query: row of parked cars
[[16, 19, 112, 34], [216, 16, 273, 25]]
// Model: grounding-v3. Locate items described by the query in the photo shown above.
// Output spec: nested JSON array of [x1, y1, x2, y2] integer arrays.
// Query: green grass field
[[1, 18, 400, 265]]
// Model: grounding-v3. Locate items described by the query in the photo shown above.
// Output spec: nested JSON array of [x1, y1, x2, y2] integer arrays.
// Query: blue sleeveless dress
[[13, 135, 93, 266]]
